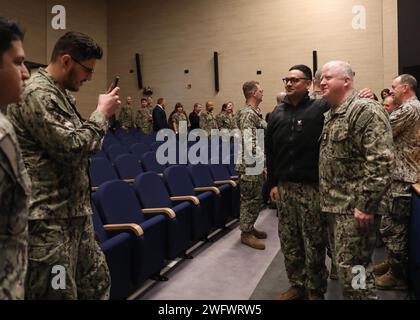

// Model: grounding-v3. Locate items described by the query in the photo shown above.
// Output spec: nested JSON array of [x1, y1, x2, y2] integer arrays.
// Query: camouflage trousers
[[276, 182, 328, 294], [239, 173, 265, 232], [25, 216, 110, 300], [0, 234, 27, 300], [327, 213, 379, 300], [380, 181, 412, 273]]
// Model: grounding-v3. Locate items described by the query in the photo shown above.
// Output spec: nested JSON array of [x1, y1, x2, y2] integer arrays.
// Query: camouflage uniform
[[135, 106, 153, 134], [199, 110, 218, 136], [172, 112, 189, 133], [235, 105, 266, 232], [0, 112, 31, 300], [381, 96, 420, 274], [7, 68, 110, 300], [216, 111, 237, 130], [118, 104, 134, 128], [319, 92, 394, 299], [276, 182, 328, 293]]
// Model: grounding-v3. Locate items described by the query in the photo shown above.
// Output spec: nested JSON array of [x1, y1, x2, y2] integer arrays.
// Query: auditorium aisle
[[133, 209, 408, 300]]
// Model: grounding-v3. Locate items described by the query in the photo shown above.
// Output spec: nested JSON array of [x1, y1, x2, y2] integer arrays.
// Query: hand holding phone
[[107, 76, 120, 93]]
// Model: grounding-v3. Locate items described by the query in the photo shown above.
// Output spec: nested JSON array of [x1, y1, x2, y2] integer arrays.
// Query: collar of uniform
[[245, 104, 262, 117], [37, 68, 76, 105], [331, 91, 358, 116], [403, 96, 419, 106], [283, 92, 310, 109]]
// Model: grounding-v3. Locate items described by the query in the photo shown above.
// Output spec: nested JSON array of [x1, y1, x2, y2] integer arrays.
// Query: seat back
[[209, 163, 232, 181], [89, 158, 119, 187], [130, 143, 150, 161], [141, 151, 166, 174], [114, 154, 144, 180], [188, 164, 214, 187], [107, 144, 130, 163], [93, 180, 145, 225], [133, 172, 172, 208], [164, 165, 195, 196]]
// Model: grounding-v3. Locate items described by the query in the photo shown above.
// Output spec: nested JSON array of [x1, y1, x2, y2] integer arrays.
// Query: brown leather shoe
[[252, 227, 267, 239], [275, 286, 307, 300], [372, 261, 390, 276], [375, 269, 408, 290], [241, 232, 265, 250]]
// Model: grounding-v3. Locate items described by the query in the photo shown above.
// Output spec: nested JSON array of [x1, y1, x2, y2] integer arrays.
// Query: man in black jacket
[[266, 65, 329, 300], [152, 97, 169, 132]]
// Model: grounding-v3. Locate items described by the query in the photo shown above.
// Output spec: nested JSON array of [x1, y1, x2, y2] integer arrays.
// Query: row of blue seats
[[92, 166, 241, 299], [409, 184, 420, 299], [90, 152, 238, 188]]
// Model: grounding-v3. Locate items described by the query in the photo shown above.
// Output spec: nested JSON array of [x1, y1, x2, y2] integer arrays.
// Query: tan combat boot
[[252, 227, 267, 239], [241, 232, 265, 250], [372, 261, 390, 276], [275, 286, 307, 300], [375, 267, 408, 290]]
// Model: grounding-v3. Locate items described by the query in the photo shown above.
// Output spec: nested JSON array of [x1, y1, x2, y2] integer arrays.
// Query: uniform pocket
[[391, 193, 412, 217], [330, 124, 350, 159]]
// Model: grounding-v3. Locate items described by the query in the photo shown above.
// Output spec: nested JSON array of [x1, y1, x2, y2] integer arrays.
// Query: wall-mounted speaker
[[135, 53, 143, 89], [313, 50, 318, 76], [214, 51, 220, 92]]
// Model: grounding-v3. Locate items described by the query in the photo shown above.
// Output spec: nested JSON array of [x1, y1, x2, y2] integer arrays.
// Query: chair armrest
[[194, 187, 221, 195], [142, 208, 176, 219], [104, 223, 144, 237], [170, 196, 200, 205], [214, 180, 237, 188], [123, 179, 135, 184], [413, 183, 420, 196]]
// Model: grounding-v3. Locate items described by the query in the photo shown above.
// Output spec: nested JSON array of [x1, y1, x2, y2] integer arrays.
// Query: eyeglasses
[[70, 56, 95, 74], [282, 77, 309, 84]]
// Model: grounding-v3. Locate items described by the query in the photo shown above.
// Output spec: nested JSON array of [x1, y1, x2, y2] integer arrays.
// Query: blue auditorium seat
[[93, 180, 167, 285], [188, 164, 230, 228], [164, 165, 212, 241], [89, 158, 119, 191], [209, 162, 240, 219], [141, 151, 166, 174], [409, 183, 420, 298], [92, 206, 133, 300], [114, 154, 144, 182], [130, 143, 150, 162], [133, 172, 193, 260], [106, 144, 130, 163]]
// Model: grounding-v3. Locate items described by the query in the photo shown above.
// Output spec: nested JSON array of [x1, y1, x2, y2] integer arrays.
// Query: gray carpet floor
[[134, 208, 410, 300]]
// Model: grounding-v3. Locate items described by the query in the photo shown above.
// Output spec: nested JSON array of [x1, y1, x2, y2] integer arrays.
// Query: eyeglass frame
[[70, 56, 95, 74], [282, 77, 310, 84]]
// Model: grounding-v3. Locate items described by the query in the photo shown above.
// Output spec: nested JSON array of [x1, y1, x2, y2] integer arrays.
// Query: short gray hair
[[397, 74, 417, 91]]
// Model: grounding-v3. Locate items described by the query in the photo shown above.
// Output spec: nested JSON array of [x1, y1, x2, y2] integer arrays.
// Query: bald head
[[383, 95, 397, 114], [276, 92, 286, 104], [320, 61, 355, 108]]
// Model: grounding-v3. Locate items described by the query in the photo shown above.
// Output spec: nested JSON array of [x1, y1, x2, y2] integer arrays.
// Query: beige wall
[[382, 0, 399, 88], [108, 0, 399, 115], [2, 0, 398, 116], [1, 0, 107, 117], [0, 0, 47, 63]]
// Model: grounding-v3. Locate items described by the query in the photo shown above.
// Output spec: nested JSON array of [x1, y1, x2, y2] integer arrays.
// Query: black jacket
[[265, 93, 330, 188], [189, 111, 200, 130], [152, 105, 169, 131]]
